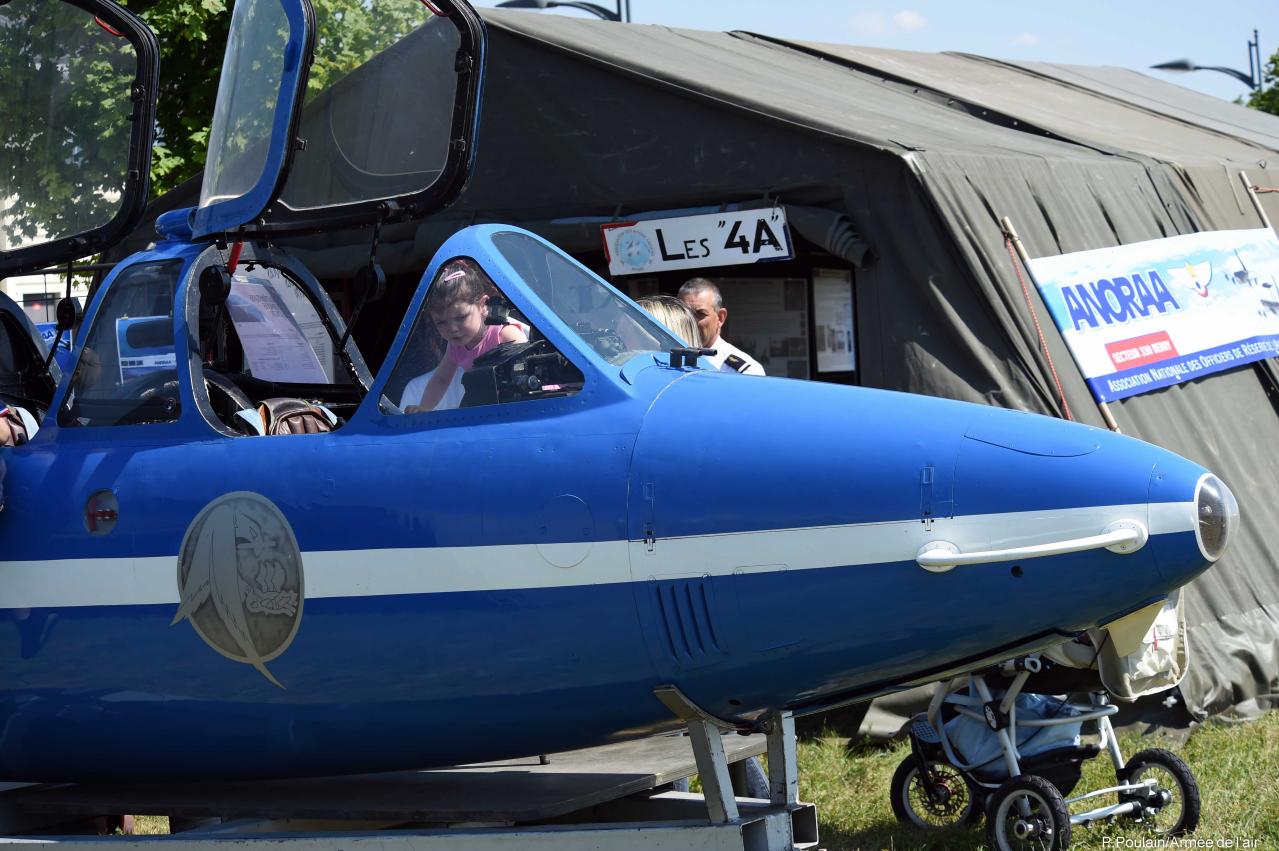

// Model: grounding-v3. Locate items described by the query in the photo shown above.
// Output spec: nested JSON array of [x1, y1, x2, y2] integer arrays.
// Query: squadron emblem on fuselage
[[172, 492, 304, 688]]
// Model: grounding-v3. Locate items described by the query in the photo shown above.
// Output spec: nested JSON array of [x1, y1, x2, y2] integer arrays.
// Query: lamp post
[[495, 0, 629, 22], [1151, 29, 1262, 91]]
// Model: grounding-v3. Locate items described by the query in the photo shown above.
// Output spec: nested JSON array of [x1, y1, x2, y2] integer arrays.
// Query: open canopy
[[0, 0, 158, 278], [192, 0, 486, 239]]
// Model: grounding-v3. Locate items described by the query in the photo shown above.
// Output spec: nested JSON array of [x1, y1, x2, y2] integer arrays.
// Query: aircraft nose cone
[[1194, 473, 1239, 562], [1148, 461, 1239, 590]]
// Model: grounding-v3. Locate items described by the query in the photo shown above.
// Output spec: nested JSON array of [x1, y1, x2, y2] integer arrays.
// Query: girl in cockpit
[[405, 260, 528, 414]]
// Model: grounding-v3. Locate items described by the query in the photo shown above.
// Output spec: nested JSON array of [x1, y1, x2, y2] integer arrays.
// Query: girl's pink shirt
[[447, 323, 511, 370]]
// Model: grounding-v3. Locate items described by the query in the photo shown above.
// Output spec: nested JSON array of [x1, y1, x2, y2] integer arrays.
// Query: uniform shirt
[[706, 336, 765, 376]]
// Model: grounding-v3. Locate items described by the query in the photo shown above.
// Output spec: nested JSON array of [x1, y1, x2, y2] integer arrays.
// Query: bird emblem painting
[[172, 493, 305, 687]]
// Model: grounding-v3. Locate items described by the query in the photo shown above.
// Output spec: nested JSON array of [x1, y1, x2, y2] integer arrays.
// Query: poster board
[[227, 270, 329, 384], [1027, 228, 1279, 403], [716, 277, 809, 379], [812, 268, 855, 373]]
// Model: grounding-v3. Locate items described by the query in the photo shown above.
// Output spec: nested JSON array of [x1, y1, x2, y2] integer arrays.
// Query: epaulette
[[725, 354, 750, 373]]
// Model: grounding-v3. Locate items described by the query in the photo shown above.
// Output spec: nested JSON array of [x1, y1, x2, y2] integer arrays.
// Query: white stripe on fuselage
[[0, 502, 1196, 609]]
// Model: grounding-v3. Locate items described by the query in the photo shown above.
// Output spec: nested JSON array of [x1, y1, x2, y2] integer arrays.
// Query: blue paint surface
[[0, 538, 1187, 781]]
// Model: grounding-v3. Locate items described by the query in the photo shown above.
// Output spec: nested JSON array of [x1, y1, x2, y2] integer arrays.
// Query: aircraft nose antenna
[[1194, 474, 1239, 562]]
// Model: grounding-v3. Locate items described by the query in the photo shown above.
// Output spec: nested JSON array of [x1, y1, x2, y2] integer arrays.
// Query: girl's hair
[[637, 294, 700, 347], [429, 259, 491, 309]]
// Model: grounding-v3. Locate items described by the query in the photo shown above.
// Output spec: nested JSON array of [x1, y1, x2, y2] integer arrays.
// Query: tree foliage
[[128, 0, 233, 194], [139, 0, 433, 194], [307, 0, 430, 95], [1245, 47, 1279, 116], [0, 0, 228, 253], [2, 0, 441, 254], [1, 0, 144, 247]]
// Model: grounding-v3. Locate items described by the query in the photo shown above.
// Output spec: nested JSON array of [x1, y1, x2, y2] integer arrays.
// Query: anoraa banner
[[1028, 228, 1279, 403]]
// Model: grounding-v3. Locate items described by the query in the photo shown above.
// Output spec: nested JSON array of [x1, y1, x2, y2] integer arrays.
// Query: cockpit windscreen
[[198, 0, 294, 209], [277, 1, 460, 211], [491, 232, 685, 366]]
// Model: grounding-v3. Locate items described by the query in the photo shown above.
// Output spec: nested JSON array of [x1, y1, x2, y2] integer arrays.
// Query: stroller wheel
[[889, 755, 982, 828], [985, 774, 1071, 851], [1119, 748, 1201, 836]]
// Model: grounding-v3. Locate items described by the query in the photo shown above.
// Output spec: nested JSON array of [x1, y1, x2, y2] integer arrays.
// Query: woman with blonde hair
[[636, 294, 701, 348]]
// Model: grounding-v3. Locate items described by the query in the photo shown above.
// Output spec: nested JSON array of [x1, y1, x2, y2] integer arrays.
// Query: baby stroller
[[888, 594, 1200, 851]]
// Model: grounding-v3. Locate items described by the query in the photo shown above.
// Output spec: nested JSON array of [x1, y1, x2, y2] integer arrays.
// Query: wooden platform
[[4, 734, 766, 826]]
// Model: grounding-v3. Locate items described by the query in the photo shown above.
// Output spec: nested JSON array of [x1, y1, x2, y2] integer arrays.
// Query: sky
[[470, 0, 1274, 104]]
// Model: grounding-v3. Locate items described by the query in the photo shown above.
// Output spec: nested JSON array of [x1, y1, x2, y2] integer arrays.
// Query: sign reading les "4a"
[[602, 208, 793, 276]]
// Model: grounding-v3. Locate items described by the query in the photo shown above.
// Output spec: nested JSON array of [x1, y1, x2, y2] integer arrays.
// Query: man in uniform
[[678, 278, 765, 375]]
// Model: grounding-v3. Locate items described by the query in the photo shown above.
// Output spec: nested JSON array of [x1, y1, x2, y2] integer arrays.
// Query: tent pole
[[1237, 170, 1279, 400], [1240, 171, 1275, 233], [1000, 216, 1122, 433]]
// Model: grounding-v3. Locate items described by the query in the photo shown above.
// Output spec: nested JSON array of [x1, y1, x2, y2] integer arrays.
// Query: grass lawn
[[801, 709, 1279, 850]]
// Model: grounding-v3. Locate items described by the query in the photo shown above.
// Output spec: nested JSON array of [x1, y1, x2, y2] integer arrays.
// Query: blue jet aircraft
[[0, 0, 1240, 782]]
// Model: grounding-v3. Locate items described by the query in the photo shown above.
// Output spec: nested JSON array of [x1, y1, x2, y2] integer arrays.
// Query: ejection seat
[[254, 397, 339, 435]]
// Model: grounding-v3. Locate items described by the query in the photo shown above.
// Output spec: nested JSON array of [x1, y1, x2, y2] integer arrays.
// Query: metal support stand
[[654, 685, 748, 824], [765, 710, 799, 808], [653, 686, 811, 846], [653, 684, 758, 732], [685, 719, 739, 824], [1, 731, 819, 851]]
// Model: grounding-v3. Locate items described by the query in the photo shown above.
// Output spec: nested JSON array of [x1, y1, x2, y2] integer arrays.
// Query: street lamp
[[1151, 29, 1262, 91], [495, 0, 629, 22]]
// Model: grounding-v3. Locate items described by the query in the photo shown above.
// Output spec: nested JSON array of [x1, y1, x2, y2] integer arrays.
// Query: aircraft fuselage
[[0, 229, 1224, 782]]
